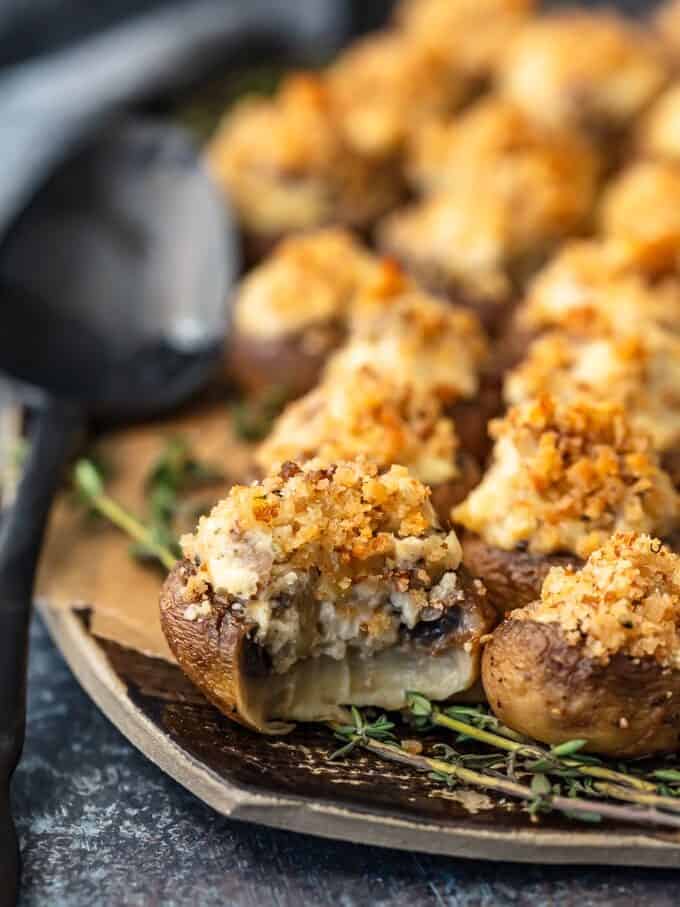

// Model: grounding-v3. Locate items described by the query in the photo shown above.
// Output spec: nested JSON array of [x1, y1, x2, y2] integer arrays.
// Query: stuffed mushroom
[[323, 266, 496, 463], [504, 328, 680, 485], [483, 532, 680, 756], [499, 10, 667, 152], [454, 396, 680, 613], [255, 365, 480, 525], [206, 74, 403, 260], [228, 228, 380, 397], [377, 120, 598, 333], [160, 460, 495, 733], [394, 0, 534, 88], [599, 160, 680, 265]]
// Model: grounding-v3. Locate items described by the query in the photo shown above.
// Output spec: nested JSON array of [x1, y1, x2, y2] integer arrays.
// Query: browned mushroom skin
[[482, 617, 680, 756], [160, 560, 275, 733], [430, 453, 480, 526], [161, 558, 496, 734], [461, 529, 680, 616], [228, 321, 346, 399], [460, 533, 581, 614], [446, 372, 503, 465], [662, 449, 680, 491]]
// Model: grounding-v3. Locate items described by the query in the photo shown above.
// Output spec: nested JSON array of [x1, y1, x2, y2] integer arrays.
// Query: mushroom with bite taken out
[[483, 532, 680, 757], [160, 459, 495, 734], [454, 395, 680, 614]]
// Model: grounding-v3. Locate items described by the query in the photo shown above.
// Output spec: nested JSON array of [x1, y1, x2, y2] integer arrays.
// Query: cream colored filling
[[248, 645, 476, 728]]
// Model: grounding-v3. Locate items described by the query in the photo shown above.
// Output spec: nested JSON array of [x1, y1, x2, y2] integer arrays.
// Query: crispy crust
[[460, 533, 579, 614], [482, 617, 680, 756], [228, 322, 345, 398]]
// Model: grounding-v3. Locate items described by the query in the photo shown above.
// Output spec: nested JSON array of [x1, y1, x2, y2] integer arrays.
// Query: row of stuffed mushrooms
[[160, 0, 680, 759]]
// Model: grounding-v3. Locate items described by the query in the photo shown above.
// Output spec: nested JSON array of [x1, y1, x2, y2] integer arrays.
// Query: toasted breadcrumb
[[395, 0, 534, 79], [454, 396, 679, 557], [325, 265, 488, 401], [637, 83, 680, 162], [232, 229, 379, 340], [516, 532, 680, 667], [327, 30, 465, 157], [505, 330, 680, 452], [600, 160, 680, 264], [500, 11, 667, 133], [182, 460, 471, 672], [520, 238, 680, 335], [206, 74, 399, 235], [407, 97, 600, 196], [379, 135, 597, 303], [256, 366, 461, 486]]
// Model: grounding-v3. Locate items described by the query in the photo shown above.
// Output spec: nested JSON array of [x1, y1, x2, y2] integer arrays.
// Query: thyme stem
[[347, 733, 680, 831], [433, 710, 656, 792], [88, 492, 179, 572]]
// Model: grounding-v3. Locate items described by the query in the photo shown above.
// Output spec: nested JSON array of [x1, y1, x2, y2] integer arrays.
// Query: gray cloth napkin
[[0, 0, 348, 239]]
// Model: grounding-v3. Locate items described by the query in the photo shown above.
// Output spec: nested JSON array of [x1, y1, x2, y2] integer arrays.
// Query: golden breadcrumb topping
[[520, 238, 680, 335], [638, 83, 680, 161], [500, 12, 667, 132], [256, 366, 461, 486], [454, 396, 679, 558], [504, 330, 680, 452], [325, 264, 488, 401], [516, 532, 680, 667], [327, 30, 465, 157], [599, 160, 680, 263], [182, 460, 467, 671], [379, 150, 596, 302], [206, 74, 399, 234], [407, 97, 600, 195], [395, 0, 534, 78], [232, 228, 379, 340]]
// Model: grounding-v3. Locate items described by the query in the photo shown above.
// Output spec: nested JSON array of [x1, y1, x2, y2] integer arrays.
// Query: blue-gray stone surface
[[11, 617, 679, 906]]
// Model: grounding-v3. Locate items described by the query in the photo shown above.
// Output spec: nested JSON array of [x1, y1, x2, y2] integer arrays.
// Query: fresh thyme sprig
[[73, 459, 178, 571], [73, 437, 222, 572], [405, 694, 668, 797], [330, 708, 396, 760], [132, 437, 223, 563], [328, 723, 680, 830]]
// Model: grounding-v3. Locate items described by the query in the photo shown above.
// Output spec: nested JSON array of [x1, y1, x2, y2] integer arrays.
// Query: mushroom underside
[[160, 560, 492, 734]]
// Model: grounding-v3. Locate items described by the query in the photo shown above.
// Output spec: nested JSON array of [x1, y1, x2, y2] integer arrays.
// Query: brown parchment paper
[[37, 401, 254, 661]]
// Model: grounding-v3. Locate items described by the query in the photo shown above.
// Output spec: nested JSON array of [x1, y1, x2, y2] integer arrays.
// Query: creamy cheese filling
[[256, 367, 461, 487], [454, 396, 680, 558], [505, 331, 680, 452]]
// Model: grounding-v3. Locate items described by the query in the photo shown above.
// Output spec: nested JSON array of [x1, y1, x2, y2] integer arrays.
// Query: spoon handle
[[0, 396, 84, 907]]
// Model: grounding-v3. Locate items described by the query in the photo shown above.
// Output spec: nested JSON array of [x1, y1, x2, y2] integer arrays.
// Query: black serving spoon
[[0, 118, 238, 906]]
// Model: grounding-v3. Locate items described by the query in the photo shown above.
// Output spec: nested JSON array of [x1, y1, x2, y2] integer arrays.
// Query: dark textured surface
[[9, 616, 679, 906]]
